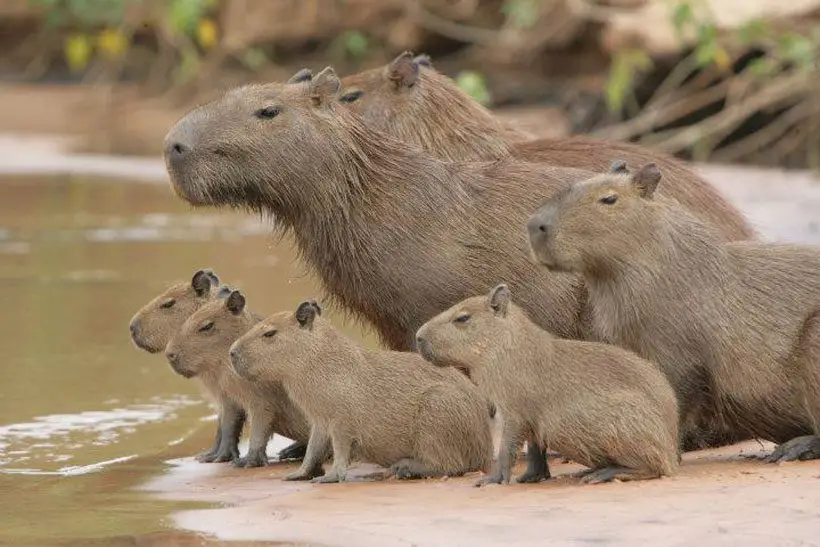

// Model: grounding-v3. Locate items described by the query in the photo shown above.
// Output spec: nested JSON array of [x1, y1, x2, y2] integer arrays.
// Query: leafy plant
[[455, 70, 492, 106], [502, 0, 540, 30]]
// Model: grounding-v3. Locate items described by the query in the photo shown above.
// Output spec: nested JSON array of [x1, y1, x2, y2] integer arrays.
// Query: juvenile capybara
[[416, 284, 679, 485], [165, 288, 312, 468], [527, 162, 820, 462], [129, 269, 243, 462], [338, 52, 754, 243], [229, 299, 494, 483]]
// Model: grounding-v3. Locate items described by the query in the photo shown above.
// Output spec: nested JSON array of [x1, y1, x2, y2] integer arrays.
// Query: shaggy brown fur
[[338, 52, 754, 243], [165, 288, 311, 467], [129, 269, 246, 462], [416, 284, 679, 485], [229, 299, 495, 483], [527, 162, 820, 462]]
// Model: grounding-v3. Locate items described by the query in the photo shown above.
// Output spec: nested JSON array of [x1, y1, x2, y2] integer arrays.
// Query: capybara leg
[[475, 418, 522, 487], [390, 458, 446, 480], [278, 440, 307, 462], [766, 435, 820, 462], [195, 421, 223, 463], [580, 466, 662, 484], [312, 434, 351, 484], [285, 426, 329, 481], [515, 440, 551, 483], [233, 405, 276, 468], [201, 402, 245, 463]]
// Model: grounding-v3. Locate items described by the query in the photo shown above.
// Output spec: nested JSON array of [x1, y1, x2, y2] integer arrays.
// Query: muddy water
[[0, 173, 372, 545]]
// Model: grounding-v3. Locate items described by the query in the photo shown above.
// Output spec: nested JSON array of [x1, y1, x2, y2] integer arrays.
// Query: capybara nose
[[165, 351, 178, 364], [527, 215, 548, 239], [229, 349, 237, 361], [129, 321, 139, 336]]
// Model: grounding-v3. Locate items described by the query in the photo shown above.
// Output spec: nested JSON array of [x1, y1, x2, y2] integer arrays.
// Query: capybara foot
[[195, 448, 219, 463], [199, 444, 238, 463], [517, 445, 551, 483], [475, 471, 507, 487], [232, 449, 268, 468], [278, 440, 307, 461], [284, 466, 325, 481], [311, 470, 342, 483], [766, 435, 820, 463], [389, 458, 442, 480], [515, 469, 549, 484], [580, 466, 661, 484]]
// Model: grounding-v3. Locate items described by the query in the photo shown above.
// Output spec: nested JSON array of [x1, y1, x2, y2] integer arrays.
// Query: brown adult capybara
[[165, 288, 311, 468], [527, 162, 820, 462], [416, 284, 679, 485], [229, 299, 494, 483], [338, 52, 754, 243], [128, 269, 244, 462]]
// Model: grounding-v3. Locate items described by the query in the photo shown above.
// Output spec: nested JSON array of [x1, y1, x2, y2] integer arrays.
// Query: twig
[[401, 0, 499, 45]]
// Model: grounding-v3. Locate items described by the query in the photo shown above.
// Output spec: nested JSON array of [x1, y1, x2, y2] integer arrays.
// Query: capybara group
[[229, 299, 494, 482]]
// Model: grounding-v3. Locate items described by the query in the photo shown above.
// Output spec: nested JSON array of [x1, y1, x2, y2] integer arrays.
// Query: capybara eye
[[198, 321, 215, 333], [599, 194, 618, 205], [255, 106, 281, 119], [339, 90, 363, 104], [160, 299, 176, 309], [454, 313, 472, 324], [263, 329, 278, 338]]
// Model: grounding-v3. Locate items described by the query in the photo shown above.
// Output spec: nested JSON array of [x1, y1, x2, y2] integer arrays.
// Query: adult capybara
[[229, 299, 494, 482], [337, 52, 754, 243], [164, 287, 311, 467], [416, 283, 679, 485], [527, 162, 820, 462]]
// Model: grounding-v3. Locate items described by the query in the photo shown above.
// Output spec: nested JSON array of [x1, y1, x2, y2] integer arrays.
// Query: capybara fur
[[527, 162, 820, 462], [229, 299, 494, 483], [129, 269, 245, 462], [416, 284, 679, 485], [165, 287, 311, 467], [338, 52, 754, 243]]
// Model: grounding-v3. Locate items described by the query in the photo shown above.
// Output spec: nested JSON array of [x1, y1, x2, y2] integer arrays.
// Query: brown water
[[0, 173, 371, 545]]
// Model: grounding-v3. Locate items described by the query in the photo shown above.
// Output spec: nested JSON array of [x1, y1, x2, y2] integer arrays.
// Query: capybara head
[[129, 269, 226, 353], [337, 51, 510, 161], [229, 300, 323, 383], [164, 65, 368, 218], [164, 289, 255, 379], [415, 284, 514, 378], [526, 161, 663, 274]]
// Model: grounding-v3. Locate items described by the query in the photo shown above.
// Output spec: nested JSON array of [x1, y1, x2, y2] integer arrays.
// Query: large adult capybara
[[337, 52, 754, 243], [416, 284, 679, 485], [165, 288, 311, 467], [527, 162, 820, 462], [229, 299, 494, 483], [129, 269, 244, 462]]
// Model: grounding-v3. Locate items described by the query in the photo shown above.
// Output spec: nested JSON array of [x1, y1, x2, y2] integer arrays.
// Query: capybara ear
[[295, 300, 318, 329], [288, 68, 313, 84], [631, 163, 662, 199], [226, 290, 246, 315], [191, 269, 213, 297], [216, 285, 233, 299], [609, 159, 629, 175], [309, 66, 341, 106], [487, 284, 511, 317], [388, 51, 419, 89], [413, 53, 432, 68], [308, 299, 323, 316]]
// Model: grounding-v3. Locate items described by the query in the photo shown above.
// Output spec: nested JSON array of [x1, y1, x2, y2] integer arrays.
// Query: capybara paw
[[284, 467, 324, 481], [278, 441, 307, 462], [311, 472, 341, 484], [580, 467, 620, 484], [211, 446, 240, 463], [474, 473, 505, 487], [766, 435, 820, 463], [195, 450, 218, 463], [515, 470, 549, 484], [232, 451, 268, 468]]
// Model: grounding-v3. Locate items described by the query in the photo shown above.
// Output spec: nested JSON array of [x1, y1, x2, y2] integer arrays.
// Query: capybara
[[129, 269, 243, 462], [527, 162, 820, 462], [164, 287, 311, 467], [416, 283, 679, 485], [338, 52, 754, 243], [229, 299, 494, 482]]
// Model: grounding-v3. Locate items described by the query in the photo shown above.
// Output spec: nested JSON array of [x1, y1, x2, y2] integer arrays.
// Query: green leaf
[[455, 70, 492, 106], [671, 2, 694, 35], [342, 30, 369, 59], [501, 0, 539, 30], [745, 57, 776, 79], [240, 47, 268, 71], [604, 49, 653, 114], [168, 0, 206, 36], [738, 18, 769, 45], [778, 33, 816, 71]]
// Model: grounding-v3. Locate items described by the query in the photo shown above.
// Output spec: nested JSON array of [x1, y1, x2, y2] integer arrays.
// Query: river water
[[0, 169, 371, 545]]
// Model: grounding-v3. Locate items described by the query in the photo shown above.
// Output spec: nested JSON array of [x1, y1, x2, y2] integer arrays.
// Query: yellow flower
[[97, 28, 128, 59], [64, 34, 92, 73], [196, 18, 218, 50]]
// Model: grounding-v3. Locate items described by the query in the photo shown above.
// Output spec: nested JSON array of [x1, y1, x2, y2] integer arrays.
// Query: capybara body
[[129, 269, 246, 462], [339, 52, 754, 243], [416, 284, 679, 485], [229, 300, 494, 483], [527, 163, 820, 462], [165, 289, 311, 467]]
